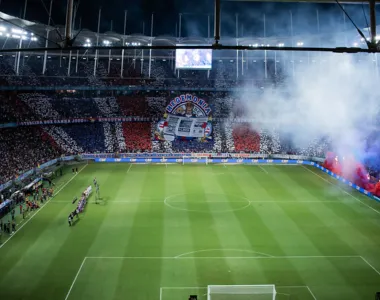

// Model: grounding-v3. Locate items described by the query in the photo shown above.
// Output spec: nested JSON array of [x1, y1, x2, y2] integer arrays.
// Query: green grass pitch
[[0, 163, 380, 300]]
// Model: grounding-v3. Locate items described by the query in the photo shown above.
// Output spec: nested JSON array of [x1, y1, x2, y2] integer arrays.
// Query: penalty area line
[[0, 164, 88, 250], [360, 256, 380, 276], [306, 286, 317, 300], [258, 165, 269, 174], [64, 257, 87, 300]]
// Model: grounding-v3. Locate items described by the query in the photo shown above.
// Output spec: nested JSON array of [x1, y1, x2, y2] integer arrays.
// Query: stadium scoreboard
[[175, 45, 212, 70]]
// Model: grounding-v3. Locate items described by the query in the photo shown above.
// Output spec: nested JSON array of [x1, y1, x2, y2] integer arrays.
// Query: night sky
[[0, 0, 377, 37]]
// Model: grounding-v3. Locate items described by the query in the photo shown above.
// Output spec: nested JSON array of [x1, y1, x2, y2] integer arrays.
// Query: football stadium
[[0, 0, 380, 299]]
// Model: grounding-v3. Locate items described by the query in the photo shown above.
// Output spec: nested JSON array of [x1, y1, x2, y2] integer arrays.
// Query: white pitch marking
[[64, 257, 87, 300], [258, 165, 269, 174], [88, 200, 345, 204], [276, 293, 291, 298], [306, 286, 317, 300], [277, 286, 309, 288], [174, 248, 274, 259], [163, 196, 251, 213], [0, 164, 88, 249], [86, 255, 360, 260], [302, 166, 380, 215], [159, 287, 162, 300], [360, 256, 380, 276], [160, 287, 206, 290], [127, 164, 133, 173]]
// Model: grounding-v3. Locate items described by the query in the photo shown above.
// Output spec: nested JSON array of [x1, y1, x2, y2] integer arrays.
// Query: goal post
[[207, 285, 276, 300], [182, 156, 209, 165]]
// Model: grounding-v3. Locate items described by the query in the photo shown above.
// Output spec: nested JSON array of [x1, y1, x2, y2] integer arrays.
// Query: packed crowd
[[0, 90, 377, 185], [123, 122, 152, 152], [0, 127, 61, 183]]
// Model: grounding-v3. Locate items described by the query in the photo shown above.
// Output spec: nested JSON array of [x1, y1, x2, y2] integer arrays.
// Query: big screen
[[175, 46, 212, 69]]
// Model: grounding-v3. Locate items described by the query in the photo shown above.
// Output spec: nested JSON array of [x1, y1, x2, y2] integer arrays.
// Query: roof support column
[[93, 7, 101, 76], [370, 0, 376, 45], [43, 0, 53, 74], [121, 10, 127, 78], [65, 0, 74, 47], [214, 0, 221, 45]]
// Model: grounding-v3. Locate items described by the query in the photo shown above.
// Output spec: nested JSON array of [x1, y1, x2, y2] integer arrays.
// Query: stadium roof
[[0, 9, 374, 51], [226, 0, 380, 3]]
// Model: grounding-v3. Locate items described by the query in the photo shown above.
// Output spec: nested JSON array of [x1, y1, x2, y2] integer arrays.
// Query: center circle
[[164, 193, 251, 213]]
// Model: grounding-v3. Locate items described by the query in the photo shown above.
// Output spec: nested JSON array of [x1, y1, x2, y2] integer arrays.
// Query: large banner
[[155, 94, 213, 142]]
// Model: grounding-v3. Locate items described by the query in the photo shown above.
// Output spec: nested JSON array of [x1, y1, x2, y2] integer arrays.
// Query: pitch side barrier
[[93, 157, 380, 203]]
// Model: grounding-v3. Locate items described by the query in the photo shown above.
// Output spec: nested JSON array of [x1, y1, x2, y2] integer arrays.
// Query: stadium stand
[[117, 95, 149, 116], [232, 123, 261, 152], [43, 125, 84, 154], [62, 123, 107, 153], [122, 122, 152, 152], [0, 127, 61, 183], [50, 97, 100, 118]]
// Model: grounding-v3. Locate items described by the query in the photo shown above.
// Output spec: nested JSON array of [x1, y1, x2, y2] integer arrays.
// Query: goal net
[[207, 285, 276, 300], [182, 156, 209, 165]]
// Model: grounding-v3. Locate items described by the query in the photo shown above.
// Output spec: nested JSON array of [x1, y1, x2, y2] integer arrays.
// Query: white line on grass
[[127, 164, 133, 173], [161, 287, 206, 289], [258, 165, 269, 174], [306, 286, 317, 300], [64, 257, 87, 300], [160, 286, 315, 299], [360, 256, 380, 276], [83, 200, 346, 204], [0, 164, 88, 250], [86, 255, 360, 260], [301, 166, 380, 215], [174, 248, 274, 259]]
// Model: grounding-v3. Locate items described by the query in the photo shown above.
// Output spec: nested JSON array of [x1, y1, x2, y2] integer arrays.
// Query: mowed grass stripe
[[0, 165, 92, 297], [284, 166, 380, 245], [161, 164, 198, 289], [182, 165, 235, 287], [301, 165, 380, 216], [79, 165, 146, 300], [37, 164, 126, 300], [162, 164, 194, 257], [0, 168, 80, 299], [244, 166, 380, 299], [198, 166, 269, 285], [262, 167, 374, 298], [1, 164, 379, 300], [214, 166, 308, 287], [269, 167, 380, 248], [110, 164, 166, 300]]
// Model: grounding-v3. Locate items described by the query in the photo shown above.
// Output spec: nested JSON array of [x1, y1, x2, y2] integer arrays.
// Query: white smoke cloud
[[235, 52, 379, 159]]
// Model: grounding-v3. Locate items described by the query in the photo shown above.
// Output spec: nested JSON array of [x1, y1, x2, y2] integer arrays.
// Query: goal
[[182, 156, 209, 165], [207, 285, 276, 300]]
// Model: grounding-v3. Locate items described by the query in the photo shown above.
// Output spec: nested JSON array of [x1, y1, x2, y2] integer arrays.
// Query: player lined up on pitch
[[68, 183, 94, 226]]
